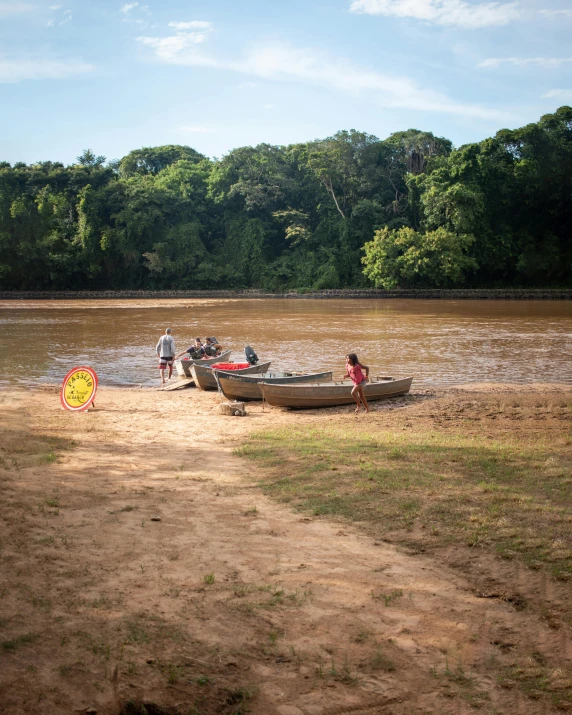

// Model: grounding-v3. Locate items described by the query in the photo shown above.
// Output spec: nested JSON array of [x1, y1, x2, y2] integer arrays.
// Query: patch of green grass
[[165, 663, 184, 684], [372, 589, 403, 607], [92, 642, 111, 660], [268, 629, 283, 645], [370, 647, 396, 672], [123, 614, 187, 648], [203, 573, 215, 585], [89, 595, 112, 609], [329, 653, 358, 685], [258, 587, 311, 610], [58, 662, 87, 677], [429, 657, 493, 706], [30, 595, 51, 611], [224, 685, 257, 712], [2, 632, 36, 651], [124, 620, 151, 645], [228, 583, 310, 611], [353, 629, 370, 644], [0, 420, 74, 471], [238, 421, 572, 582], [497, 657, 572, 710]]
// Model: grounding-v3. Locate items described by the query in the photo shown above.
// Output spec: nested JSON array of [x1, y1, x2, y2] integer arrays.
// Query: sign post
[[61, 367, 98, 411]]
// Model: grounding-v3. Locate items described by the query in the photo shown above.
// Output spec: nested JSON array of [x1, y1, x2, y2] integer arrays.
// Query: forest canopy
[[1, 107, 570, 291]]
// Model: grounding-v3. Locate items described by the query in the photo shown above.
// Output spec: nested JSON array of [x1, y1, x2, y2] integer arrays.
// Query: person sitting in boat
[[175, 337, 205, 361], [204, 337, 222, 357]]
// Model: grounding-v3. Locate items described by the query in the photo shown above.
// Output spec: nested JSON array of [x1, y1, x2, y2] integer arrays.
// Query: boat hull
[[191, 361, 272, 391], [218, 371, 333, 401], [260, 377, 413, 408], [174, 350, 232, 377]]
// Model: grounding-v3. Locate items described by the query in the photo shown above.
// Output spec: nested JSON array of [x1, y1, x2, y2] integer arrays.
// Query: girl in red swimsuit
[[343, 353, 370, 413]]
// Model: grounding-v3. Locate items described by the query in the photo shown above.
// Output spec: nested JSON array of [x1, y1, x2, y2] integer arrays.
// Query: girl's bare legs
[[351, 384, 361, 412], [358, 385, 369, 412]]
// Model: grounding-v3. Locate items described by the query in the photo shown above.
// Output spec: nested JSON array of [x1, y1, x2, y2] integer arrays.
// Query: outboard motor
[[244, 345, 259, 365]]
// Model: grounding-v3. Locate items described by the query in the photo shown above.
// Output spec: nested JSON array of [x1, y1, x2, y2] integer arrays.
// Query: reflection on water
[[0, 298, 571, 387]]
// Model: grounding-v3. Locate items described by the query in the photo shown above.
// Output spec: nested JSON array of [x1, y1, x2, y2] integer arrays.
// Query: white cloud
[[348, 0, 520, 28], [0, 58, 94, 83], [0, 2, 34, 17], [168, 21, 212, 30], [121, 2, 150, 25], [543, 89, 572, 100], [137, 32, 507, 120], [138, 32, 216, 60], [121, 2, 138, 14], [478, 57, 572, 68], [263, 103, 276, 109], [46, 5, 72, 27], [121, 2, 149, 17], [539, 9, 572, 18], [157, 21, 214, 44]]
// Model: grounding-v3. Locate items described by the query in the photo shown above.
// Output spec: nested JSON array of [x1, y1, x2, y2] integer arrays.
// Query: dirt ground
[[0, 382, 571, 715]]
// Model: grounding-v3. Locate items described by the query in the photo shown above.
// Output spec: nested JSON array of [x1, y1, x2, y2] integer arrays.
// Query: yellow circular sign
[[61, 367, 98, 411]]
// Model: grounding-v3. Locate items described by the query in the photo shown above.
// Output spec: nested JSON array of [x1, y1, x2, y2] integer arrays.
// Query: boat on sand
[[260, 376, 413, 409], [174, 350, 232, 378], [217, 370, 333, 401], [191, 361, 272, 391]]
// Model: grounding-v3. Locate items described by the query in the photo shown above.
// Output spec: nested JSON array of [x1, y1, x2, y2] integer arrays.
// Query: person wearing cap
[[156, 328, 175, 383], [204, 336, 222, 357]]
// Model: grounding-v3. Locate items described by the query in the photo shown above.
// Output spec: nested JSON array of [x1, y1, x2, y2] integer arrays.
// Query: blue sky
[[1, 0, 571, 165]]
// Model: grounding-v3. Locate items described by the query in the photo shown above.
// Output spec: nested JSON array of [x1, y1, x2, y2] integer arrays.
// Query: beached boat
[[190, 361, 272, 391], [217, 370, 334, 401], [174, 350, 232, 378], [260, 376, 413, 409]]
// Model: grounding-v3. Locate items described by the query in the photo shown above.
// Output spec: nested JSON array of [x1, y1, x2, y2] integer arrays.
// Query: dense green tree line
[[1, 107, 570, 291]]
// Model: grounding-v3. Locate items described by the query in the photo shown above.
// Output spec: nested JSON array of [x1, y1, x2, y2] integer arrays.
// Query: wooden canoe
[[217, 370, 334, 401], [191, 361, 272, 391], [174, 350, 232, 377], [260, 376, 413, 409]]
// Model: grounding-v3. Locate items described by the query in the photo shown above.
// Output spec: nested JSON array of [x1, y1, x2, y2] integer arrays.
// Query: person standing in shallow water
[[343, 353, 370, 413], [156, 327, 175, 384]]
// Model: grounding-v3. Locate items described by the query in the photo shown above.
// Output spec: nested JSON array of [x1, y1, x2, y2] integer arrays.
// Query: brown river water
[[0, 298, 571, 388]]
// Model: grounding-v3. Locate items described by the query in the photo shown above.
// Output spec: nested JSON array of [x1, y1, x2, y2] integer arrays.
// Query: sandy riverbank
[[0, 383, 571, 714]]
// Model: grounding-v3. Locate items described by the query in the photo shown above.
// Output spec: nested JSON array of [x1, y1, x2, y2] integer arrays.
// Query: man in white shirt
[[156, 328, 175, 383]]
